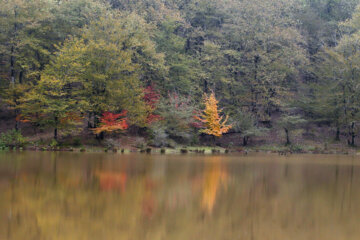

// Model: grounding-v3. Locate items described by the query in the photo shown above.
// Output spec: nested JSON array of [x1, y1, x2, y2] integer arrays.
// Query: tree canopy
[[1, 0, 360, 146]]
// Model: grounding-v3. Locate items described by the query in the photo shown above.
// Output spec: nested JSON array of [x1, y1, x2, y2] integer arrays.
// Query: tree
[[317, 46, 360, 146], [154, 19, 202, 95], [18, 37, 90, 139], [277, 114, 306, 145], [220, 0, 308, 121], [195, 92, 231, 137], [93, 111, 128, 135], [19, 74, 83, 140], [80, 15, 153, 128], [0, 0, 108, 85], [230, 110, 268, 146], [305, 4, 360, 146], [297, 0, 359, 56], [0, 0, 52, 129], [0, 0, 108, 129], [151, 92, 198, 144], [4, 0, 360, 147], [0, 0, 52, 85]]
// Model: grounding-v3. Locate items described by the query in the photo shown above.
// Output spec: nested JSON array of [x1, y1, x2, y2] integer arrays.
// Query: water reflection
[[96, 171, 127, 192], [1, 152, 360, 239], [201, 157, 228, 214]]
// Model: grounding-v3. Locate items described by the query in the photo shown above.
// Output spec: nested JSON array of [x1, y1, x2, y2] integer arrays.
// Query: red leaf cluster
[[93, 110, 128, 134], [143, 84, 162, 124], [144, 85, 160, 110], [146, 114, 163, 124], [100, 111, 127, 126]]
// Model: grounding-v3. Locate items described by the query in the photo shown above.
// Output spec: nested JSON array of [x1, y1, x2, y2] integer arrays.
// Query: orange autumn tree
[[195, 92, 231, 137], [92, 111, 128, 134]]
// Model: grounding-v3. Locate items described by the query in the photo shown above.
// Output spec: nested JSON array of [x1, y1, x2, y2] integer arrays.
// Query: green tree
[[220, 0, 308, 121], [278, 114, 306, 145], [230, 111, 268, 146], [304, 5, 360, 146], [155, 19, 202, 95], [19, 38, 88, 139], [80, 16, 149, 127], [0, 0, 108, 129], [154, 92, 198, 144]]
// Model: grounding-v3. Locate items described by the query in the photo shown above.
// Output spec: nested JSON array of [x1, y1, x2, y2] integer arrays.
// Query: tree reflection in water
[[201, 157, 228, 214], [1, 152, 360, 240]]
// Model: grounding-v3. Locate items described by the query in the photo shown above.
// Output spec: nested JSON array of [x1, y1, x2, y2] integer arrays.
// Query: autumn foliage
[[60, 112, 84, 124], [93, 111, 128, 134], [144, 85, 162, 124], [195, 92, 231, 137], [144, 85, 160, 109], [17, 114, 36, 123]]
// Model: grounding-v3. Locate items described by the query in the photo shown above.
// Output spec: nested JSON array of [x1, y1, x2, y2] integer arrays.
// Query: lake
[[1, 152, 360, 240]]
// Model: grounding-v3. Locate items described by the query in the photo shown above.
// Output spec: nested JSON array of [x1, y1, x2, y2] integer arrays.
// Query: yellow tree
[[195, 92, 231, 137]]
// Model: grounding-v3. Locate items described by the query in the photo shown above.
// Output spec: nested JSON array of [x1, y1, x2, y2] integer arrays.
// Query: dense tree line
[[1, 0, 360, 146]]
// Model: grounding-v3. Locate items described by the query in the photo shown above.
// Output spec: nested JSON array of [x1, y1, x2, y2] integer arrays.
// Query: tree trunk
[[94, 113, 105, 140], [96, 132, 104, 141], [54, 128, 58, 141], [100, 132, 104, 140], [204, 79, 208, 93], [347, 122, 355, 146], [10, 45, 15, 85], [14, 117, 19, 131], [10, 8, 18, 86], [351, 122, 355, 146], [54, 116, 58, 140], [14, 102, 20, 130], [285, 128, 290, 145], [251, 55, 260, 115], [243, 136, 249, 146], [88, 112, 93, 128], [19, 71, 23, 84], [93, 113, 100, 128], [335, 127, 340, 141]]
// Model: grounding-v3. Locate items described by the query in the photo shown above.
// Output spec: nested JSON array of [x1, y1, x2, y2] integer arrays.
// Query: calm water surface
[[1, 152, 360, 240]]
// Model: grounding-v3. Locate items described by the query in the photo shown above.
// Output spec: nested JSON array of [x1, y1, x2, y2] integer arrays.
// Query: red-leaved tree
[[93, 111, 128, 134]]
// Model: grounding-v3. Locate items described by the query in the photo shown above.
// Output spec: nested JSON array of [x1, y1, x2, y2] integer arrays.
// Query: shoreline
[[1, 145, 359, 156]]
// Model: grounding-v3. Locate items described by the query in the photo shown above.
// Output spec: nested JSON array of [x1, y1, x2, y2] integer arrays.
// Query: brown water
[[1, 152, 360, 240]]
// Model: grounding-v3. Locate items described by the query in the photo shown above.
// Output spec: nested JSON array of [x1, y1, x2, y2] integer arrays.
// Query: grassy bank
[[1, 125, 359, 155]]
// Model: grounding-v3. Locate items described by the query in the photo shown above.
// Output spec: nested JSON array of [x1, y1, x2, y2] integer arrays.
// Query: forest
[[1, 0, 360, 152]]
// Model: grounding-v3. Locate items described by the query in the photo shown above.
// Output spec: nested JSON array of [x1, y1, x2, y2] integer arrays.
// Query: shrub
[[50, 139, 58, 148], [134, 138, 147, 149], [72, 137, 82, 147], [0, 129, 27, 148], [149, 122, 168, 147], [289, 144, 304, 153], [104, 138, 117, 149]]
